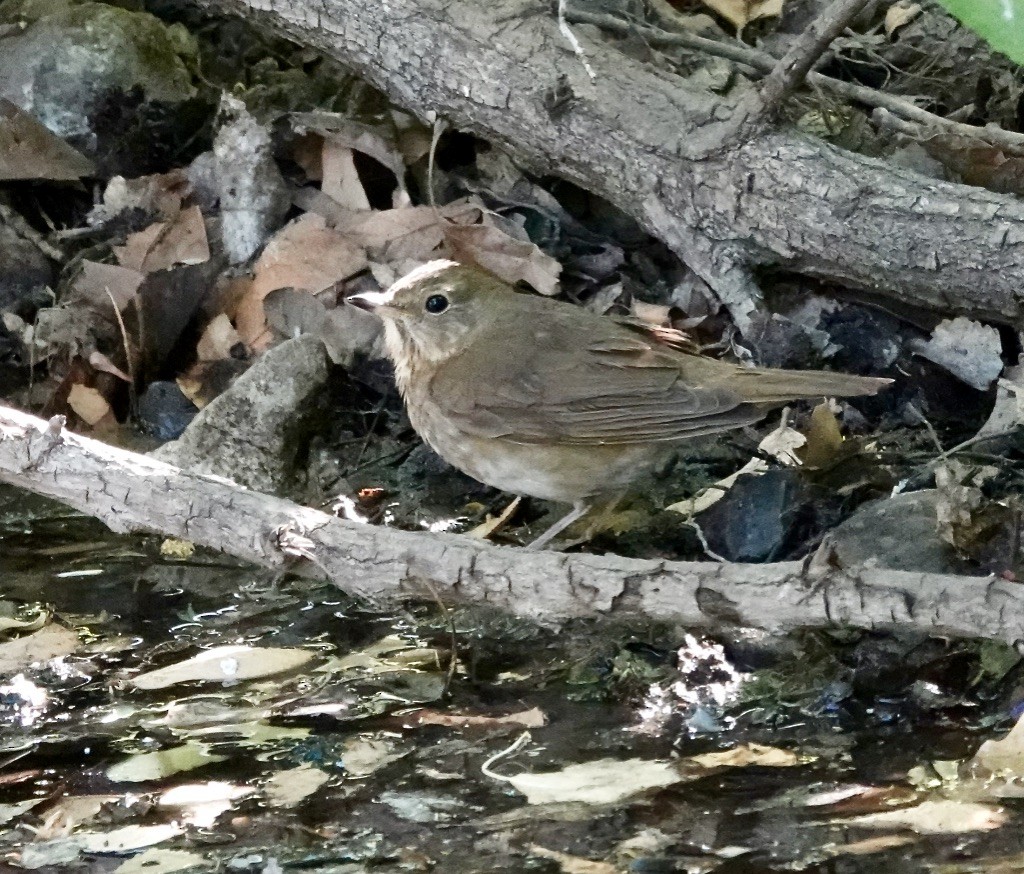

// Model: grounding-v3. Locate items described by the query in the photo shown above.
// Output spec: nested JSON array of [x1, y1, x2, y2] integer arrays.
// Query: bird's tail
[[731, 367, 892, 404]]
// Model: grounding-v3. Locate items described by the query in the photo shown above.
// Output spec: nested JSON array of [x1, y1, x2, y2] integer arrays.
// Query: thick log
[[193, 0, 1024, 329]]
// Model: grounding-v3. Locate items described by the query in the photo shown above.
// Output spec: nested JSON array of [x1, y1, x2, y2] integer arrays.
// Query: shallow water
[[0, 485, 1021, 873]]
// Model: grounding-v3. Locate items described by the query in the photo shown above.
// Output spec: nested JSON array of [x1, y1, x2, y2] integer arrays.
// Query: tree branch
[[755, 0, 872, 117], [569, 10, 1024, 154], [1, 403, 1020, 642]]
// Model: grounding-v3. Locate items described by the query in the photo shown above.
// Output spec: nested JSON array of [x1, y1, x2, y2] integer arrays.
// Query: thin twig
[[757, 0, 872, 117], [481, 731, 534, 781], [418, 576, 460, 697], [927, 429, 1019, 469], [0, 202, 65, 262], [427, 117, 446, 211], [568, 9, 1024, 155], [905, 402, 943, 455], [104, 287, 137, 416], [557, 0, 596, 81], [683, 519, 727, 563]]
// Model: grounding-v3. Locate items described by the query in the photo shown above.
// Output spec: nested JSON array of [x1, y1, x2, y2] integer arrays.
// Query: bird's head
[[349, 261, 506, 375]]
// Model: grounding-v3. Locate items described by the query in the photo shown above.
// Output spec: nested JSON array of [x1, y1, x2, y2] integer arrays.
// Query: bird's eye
[[424, 294, 449, 314]]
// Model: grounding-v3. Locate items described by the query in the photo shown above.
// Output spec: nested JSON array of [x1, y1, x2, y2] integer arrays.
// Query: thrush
[[351, 260, 890, 547]]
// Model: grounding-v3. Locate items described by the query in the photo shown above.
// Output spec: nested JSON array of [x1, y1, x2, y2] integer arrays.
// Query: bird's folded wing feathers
[[427, 336, 762, 446], [426, 303, 888, 446]]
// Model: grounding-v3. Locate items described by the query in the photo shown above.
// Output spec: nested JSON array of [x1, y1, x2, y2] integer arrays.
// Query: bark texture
[[194, 0, 1024, 328], [2, 404, 1022, 643]]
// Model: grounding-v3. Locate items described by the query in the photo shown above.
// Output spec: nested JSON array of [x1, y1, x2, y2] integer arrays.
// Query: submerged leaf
[[131, 645, 315, 689]]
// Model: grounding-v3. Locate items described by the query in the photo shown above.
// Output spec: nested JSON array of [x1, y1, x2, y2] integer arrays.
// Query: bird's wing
[[427, 314, 760, 446]]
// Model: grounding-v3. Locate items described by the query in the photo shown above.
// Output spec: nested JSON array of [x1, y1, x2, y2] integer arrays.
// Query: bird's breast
[[401, 390, 667, 503]]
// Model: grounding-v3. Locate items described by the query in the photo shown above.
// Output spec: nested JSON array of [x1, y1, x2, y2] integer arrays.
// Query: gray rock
[[0, 0, 196, 146], [830, 489, 959, 574], [698, 469, 811, 562], [136, 381, 198, 441], [151, 335, 330, 495]]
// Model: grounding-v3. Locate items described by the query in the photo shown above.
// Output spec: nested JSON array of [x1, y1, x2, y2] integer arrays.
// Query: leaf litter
[[3, 1, 1024, 870]]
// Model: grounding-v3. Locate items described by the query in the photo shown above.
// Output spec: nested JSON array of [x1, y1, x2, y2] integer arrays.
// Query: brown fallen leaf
[[233, 214, 368, 347], [0, 623, 80, 673], [444, 221, 561, 295], [322, 142, 371, 210], [687, 742, 806, 769], [408, 706, 547, 730], [700, 0, 783, 30], [196, 314, 242, 362], [113, 206, 210, 274], [0, 98, 94, 181], [884, 1, 922, 36], [842, 799, 1006, 834], [67, 384, 112, 426]]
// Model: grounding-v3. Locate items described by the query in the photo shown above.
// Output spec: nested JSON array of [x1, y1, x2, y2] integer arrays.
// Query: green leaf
[[936, 0, 1024, 64]]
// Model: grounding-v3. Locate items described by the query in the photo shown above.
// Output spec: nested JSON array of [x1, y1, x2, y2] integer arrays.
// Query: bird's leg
[[528, 500, 591, 550], [555, 490, 630, 550]]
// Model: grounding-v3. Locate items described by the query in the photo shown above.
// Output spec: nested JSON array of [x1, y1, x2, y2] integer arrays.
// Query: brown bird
[[352, 261, 890, 547]]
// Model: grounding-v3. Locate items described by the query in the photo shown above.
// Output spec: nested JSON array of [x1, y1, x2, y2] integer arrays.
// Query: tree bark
[[193, 0, 1024, 330], [2, 403, 1022, 643]]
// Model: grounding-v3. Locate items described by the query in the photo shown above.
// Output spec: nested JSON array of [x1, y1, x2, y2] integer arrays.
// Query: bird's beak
[[347, 289, 399, 316]]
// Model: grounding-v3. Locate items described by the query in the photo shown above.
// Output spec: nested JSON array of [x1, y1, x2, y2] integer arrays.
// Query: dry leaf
[[470, 496, 521, 539], [113, 206, 210, 273], [505, 758, 682, 805], [0, 624, 79, 673], [196, 314, 242, 361], [409, 706, 547, 730], [914, 316, 1003, 391], [264, 765, 331, 807], [843, 799, 1006, 834], [666, 457, 768, 516], [687, 743, 805, 769], [67, 384, 111, 426], [77, 823, 184, 853], [32, 795, 117, 839], [291, 112, 410, 205], [934, 461, 993, 548], [233, 214, 367, 346], [92, 170, 190, 224], [758, 413, 807, 466], [884, 2, 922, 36], [972, 712, 1024, 775], [114, 848, 206, 874], [0, 98, 94, 180], [341, 735, 410, 777], [322, 143, 371, 210], [106, 743, 227, 782], [0, 799, 41, 827], [700, 0, 783, 30], [131, 645, 315, 689], [832, 835, 916, 855], [69, 261, 144, 315], [444, 221, 561, 296], [978, 359, 1024, 439], [88, 352, 131, 383]]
